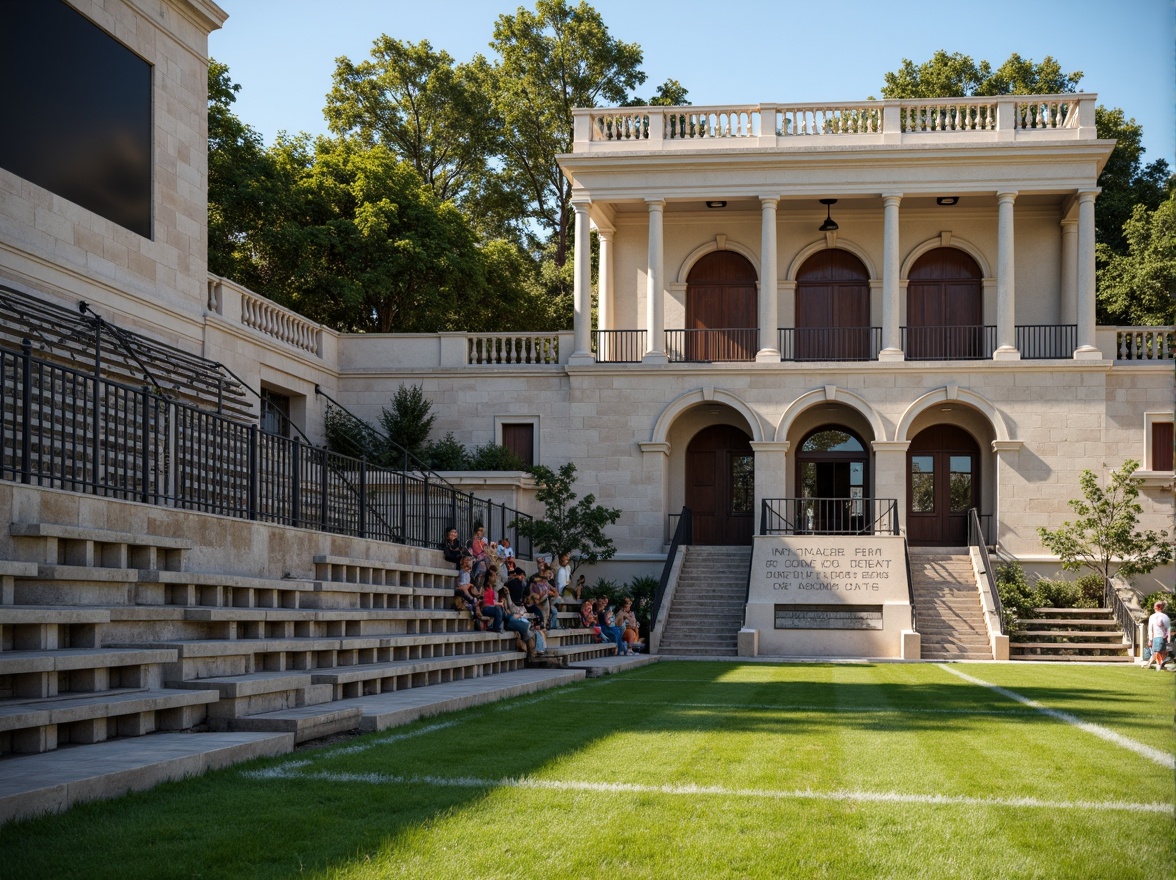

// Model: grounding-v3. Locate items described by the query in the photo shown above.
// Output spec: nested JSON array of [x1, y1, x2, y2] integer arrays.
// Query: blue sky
[[210, 0, 1175, 165]]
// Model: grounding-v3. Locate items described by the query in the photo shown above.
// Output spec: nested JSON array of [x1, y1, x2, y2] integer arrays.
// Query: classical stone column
[[994, 191, 1020, 359], [1059, 219, 1078, 327], [749, 441, 790, 515], [643, 198, 668, 364], [1074, 190, 1102, 358], [756, 198, 781, 362], [568, 201, 595, 365], [991, 440, 1024, 548], [596, 227, 614, 361], [871, 441, 910, 535], [879, 193, 904, 361]]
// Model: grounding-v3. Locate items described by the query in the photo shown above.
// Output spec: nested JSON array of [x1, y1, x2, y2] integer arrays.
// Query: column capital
[[1059, 218, 1078, 232], [882, 192, 903, 205], [991, 440, 1024, 455], [571, 198, 592, 212], [749, 440, 790, 454], [1076, 189, 1100, 204], [597, 227, 615, 241], [996, 191, 1018, 204], [645, 198, 666, 210], [759, 196, 780, 209]]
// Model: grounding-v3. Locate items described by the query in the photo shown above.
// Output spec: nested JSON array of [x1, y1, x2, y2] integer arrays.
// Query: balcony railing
[[665, 328, 759, 363], [779, 327, 881, 361], [760, 498, 899, 536], [902, 325, 997, 360], [574, 94, 1097, 152], [1114, 327, 1175, 361], [1016, 324, 1076, 359], [593, 329, 647, 363]]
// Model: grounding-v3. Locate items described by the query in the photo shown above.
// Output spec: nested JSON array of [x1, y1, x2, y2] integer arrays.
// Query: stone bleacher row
[[0, 524, 615, 758]]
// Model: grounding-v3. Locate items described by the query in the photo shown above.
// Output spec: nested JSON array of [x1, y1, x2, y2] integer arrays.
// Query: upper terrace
[[571, 93, 1098, 153]]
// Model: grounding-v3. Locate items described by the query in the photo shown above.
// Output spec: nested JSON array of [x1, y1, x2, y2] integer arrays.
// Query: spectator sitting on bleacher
[[554, 553, 572, 597], [580, 600, 602, 642], [479, 566, 504, 632], [544, 571, 562, 630], [597, 604, 627, 655], [498, 538, 515, 561], [469, 526, 490, 586], [441, 528, 469, 569], [616, 596, 641, 653], [498, 586, 535, 658], [526, 573, 552, 629], [454, 556, 481, 623], [504, 562, 528, 606]]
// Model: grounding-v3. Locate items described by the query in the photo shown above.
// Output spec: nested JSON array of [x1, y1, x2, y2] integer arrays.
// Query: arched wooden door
[[685, 424, 755, 545], [907, 425, 980, 546], [795, 427, 869, 533], [907, 248, 984, 359], [794, 250, 871, 360], [685, 251, 758, 361]]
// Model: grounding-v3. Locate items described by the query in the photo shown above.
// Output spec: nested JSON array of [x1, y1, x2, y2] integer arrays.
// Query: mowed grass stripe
[[939, 664, 1175, 768], [241, 765, 1172, 814]]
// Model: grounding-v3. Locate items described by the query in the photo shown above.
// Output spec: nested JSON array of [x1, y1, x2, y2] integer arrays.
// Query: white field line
[[938, 665, 1175, 769], [239, 766, 1171, 814], [322, 720, 460, 759], [578, 698, 1039, 716]]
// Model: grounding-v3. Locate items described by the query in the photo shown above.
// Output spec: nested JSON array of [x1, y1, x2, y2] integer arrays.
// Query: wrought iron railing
[[651, 506, 691, 641], [1103, 576, 1139, 654], [665, 328, 758, 362], [902, 325, 997, 360], [592, 329, 647, 363], [1, 341, 532, 556], [778, 327, 881, 361], [759, 498, 898, 536], [1016, 324, 1076, 359], [968, 508, 1004, 635]]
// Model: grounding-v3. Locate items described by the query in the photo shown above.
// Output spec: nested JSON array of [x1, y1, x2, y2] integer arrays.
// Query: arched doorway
[[795, 427, 869, 533], [685, 251, 757, 361], [685, 424, 754, 545], [795, 250, 871, 360], [907, 424, 980, 546], [907, 248, 984, 359]]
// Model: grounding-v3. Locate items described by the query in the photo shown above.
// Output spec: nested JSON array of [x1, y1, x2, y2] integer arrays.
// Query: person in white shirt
[[555, 553, 572, 598], [498, 538, 515, 561], [1146, 600, 1171, 671]]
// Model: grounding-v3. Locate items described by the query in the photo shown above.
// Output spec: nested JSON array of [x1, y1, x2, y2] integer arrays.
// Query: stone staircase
[[1010, 607, 1132, 662], [908, 550, 993, 661], [658, 546, 751, 656]]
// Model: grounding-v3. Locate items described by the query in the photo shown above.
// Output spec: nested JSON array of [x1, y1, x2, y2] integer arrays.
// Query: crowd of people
[[440, 528, 645, 659]]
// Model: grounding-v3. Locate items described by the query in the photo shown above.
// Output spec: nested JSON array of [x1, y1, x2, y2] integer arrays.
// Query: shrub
[[323, 403, 381, 460], [1075, 574, 1106, 607], [425, 432, 470, 470], [996, 561, 1036, 630], [1140, 589, 1175, 616], [468, 443, 527, 471], [1032, 578, 1083, 610], [378, 383, 435, 461], [627, 575, 658, 632]]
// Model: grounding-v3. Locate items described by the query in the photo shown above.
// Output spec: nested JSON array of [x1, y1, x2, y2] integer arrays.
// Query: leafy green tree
[[1037, 460, 1172, 584], [880, 50, 1082, 99], [325, 38, 495, 207], [379, 383, 436, 462], [206, 60, 288, 288], [1091, 107, 1173, 255], [489, 0, 646, 272], [1096, 192, 1176, 325], [514, 462, 621, 572]]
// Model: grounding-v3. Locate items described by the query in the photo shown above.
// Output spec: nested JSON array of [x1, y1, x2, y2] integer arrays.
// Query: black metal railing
[[1016, 324, 1076, 359], [1103, 575, 1139, 654], [1, 341, 533, 556], [651, 506, 692, 645], [902, 325, 997, 360], [592, 330, 647, 363], [759, 498, 898, 536], [778, 327, 881, 361], [968, 508, 1003, 635], [665, 328, 758, 362]]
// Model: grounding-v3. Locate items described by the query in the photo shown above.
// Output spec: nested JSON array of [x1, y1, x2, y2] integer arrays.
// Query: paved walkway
[[0, 654, 656, 825]]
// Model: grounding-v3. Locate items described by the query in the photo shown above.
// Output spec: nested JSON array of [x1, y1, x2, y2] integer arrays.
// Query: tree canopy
[[880, 50, 1083, 99]]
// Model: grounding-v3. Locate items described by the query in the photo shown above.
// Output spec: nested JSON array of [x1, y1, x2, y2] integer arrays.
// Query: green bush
[[468, 443, 527, 471], [425, 433, 470, 470], [1140, 589, 1174, 616], [1032, 578, 1083, 610], [996, 561, 1036, 630], [627, 575, 659, 632], [1075, 574, 1106, 607]]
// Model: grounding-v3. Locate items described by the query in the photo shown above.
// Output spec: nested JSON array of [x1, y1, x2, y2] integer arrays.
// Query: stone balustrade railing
[[1113, 327, 1176, 361], [574, 93, 1097, 150], [468, 333, 562, 365], [207, 275, 323, 357]]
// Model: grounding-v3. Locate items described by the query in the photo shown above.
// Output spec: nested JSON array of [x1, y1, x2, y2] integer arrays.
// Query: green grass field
[[5, 662, 1174, 879]]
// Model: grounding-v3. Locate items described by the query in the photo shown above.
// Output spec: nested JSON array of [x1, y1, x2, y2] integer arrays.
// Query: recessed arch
[[785, 238, 878, 282], [676, 237, 760, 284], [650, 388, 768, 445], [901, 234, 991, 279], [774, 386, 887, 444], [895, 387, 1010, 444]]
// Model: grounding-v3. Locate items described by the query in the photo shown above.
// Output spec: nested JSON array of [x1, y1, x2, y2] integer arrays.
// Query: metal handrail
[[968, 507, 1004, 635], [760, 498, 898, 536], [651, 507, 691, 635], [1103, 576, 1139, 654]]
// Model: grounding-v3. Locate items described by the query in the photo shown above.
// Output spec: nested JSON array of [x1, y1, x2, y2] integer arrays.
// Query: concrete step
[[1009, 653, 1131, 662], [0, 730, 292, 825]]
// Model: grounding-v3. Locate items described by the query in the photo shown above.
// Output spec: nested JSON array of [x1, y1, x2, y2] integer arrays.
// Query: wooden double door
[[907, 425, 980, 546], [795, 250, 871, 360], [685, 251, 758, 361], [685, 425, 755, 545], [907, 248, 984, 359]]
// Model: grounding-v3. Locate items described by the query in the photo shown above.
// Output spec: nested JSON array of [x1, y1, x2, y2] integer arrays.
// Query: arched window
[[795, 427, 868, 533]]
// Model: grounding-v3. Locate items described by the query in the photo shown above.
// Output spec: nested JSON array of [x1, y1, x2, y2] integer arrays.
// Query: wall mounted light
[[818, 198, 839, 232], [936, 196, 960, 206], [705, 200, 727, 209]]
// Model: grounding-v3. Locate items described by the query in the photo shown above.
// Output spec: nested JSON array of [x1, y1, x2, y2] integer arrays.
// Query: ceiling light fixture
[[705, 200, 727, 209], [936, 196, 959, 206], [818, 199, 839, 232]]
